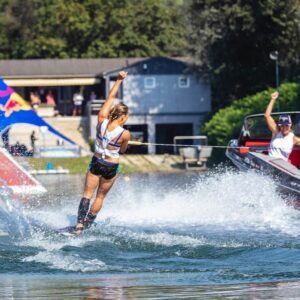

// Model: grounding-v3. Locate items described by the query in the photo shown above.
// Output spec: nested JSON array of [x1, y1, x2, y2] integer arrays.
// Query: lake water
[[1, 168, 300, 299]]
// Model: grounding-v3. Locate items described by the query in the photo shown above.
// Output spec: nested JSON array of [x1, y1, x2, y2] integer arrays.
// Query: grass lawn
[[25, 156, 139, 174]]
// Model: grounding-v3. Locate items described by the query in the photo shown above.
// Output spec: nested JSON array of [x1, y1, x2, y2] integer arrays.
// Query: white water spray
[[101, 170, 300, 235], [5, 170, 300, 272]]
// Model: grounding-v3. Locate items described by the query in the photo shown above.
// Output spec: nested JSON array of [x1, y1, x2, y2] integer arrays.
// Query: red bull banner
[[0, 78, 75, 144]]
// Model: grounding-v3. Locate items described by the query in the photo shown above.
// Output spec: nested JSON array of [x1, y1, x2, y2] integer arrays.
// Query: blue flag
[[0, 78, 75, 145]]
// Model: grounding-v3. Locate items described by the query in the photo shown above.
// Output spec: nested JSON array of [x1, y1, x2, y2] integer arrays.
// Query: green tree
[[0, 0, 9, 59], [0, 0, 36, 58], [0, 0, 188, 59], [187, 0, 300, 109]]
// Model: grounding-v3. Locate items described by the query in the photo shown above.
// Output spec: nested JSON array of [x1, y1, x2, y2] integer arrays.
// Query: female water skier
[[265, 91, 300, 160], [75, 71, 130, 234]]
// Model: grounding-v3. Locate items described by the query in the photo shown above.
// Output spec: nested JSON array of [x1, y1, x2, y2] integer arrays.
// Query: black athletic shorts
[[89, 156, 119, 179]]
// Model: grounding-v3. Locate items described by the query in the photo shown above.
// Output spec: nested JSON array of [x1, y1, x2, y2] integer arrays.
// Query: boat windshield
[[244, 113, 300, 140]]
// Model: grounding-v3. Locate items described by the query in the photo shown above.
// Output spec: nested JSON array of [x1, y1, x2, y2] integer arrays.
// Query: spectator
[[39, 88, 46, 103], [90, 91, 97, 101], [46, 90, 56, 106], [30, 130, 37, 150], [30, 91, 41, 112], [1, 128, 9, 149], [11, 141, 27, 156], [56, 138, 64, 146], [73, 92, 84, 116]]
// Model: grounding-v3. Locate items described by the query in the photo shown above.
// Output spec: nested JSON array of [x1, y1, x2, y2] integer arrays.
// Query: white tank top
[[269, 132, 294, 161], [95, 119, 125, 159]]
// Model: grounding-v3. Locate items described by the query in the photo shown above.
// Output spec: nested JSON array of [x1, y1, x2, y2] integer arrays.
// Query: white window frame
[[178, 76, 190, 88], [144, 77, 156, 89]]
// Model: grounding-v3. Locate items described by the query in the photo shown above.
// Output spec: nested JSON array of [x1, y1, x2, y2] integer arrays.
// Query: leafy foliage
[[1, 0, 299, 106], [0, 0, 188, 58], [187, 0, 300, 108], [202, 83, 300, 145]]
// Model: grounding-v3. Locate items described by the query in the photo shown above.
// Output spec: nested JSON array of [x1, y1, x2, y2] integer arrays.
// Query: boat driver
[[265, 91, 300, 161]]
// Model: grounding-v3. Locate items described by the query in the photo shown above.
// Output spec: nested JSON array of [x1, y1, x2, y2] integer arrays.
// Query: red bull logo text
[[0, 92, 31, 117]]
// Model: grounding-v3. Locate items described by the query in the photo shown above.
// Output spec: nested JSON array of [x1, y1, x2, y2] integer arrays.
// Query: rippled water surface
[[1, 168, 300, 298]]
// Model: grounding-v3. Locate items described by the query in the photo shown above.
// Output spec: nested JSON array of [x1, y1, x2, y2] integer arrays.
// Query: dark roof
[[0, 57, 190, 78], [106, 56, 193, 75]]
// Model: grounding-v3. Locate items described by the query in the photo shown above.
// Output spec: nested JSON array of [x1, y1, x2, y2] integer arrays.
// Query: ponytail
[[108, 103, 128, 122]]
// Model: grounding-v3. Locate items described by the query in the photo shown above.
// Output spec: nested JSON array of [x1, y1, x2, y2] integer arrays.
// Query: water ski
[[56, 225, 78, 236], [56, 222, 97, 236]]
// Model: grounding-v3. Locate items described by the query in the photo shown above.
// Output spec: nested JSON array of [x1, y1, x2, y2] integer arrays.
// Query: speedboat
[[226, 112, 300, 206]]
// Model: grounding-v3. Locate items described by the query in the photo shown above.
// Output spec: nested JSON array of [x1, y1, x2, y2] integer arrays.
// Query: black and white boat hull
[[226, 139, 300, 205]]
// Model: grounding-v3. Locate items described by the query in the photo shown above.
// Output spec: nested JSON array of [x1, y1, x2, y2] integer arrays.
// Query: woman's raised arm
[[264, 91, 279, 135], [98, 71, 127, 123]]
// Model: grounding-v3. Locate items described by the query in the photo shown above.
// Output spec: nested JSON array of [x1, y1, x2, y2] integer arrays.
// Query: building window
[[144, 77, 156, 89], [178, 76, 190, 88]]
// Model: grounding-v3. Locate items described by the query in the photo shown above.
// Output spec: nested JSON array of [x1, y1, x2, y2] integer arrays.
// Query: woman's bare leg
[[85, 176, 117, 226], [83, 171, 100, 198]]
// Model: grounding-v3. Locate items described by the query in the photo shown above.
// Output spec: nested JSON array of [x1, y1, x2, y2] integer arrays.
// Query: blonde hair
[[108, 103, 129, 122]]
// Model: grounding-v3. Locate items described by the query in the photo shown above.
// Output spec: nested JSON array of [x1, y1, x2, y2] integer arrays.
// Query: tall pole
[[275, 59, 279, 88], [270, 51, 280, 111], [275, 58, 280, 111]]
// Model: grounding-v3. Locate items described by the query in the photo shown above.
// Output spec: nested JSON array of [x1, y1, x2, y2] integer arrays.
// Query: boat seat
[[288, 147, 300, 169], [244, 141, 270, 154], [245, 141, 270, 147]]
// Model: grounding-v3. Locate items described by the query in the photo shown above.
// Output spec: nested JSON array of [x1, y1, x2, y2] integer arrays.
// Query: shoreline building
[[1, 57, 211, 154]]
